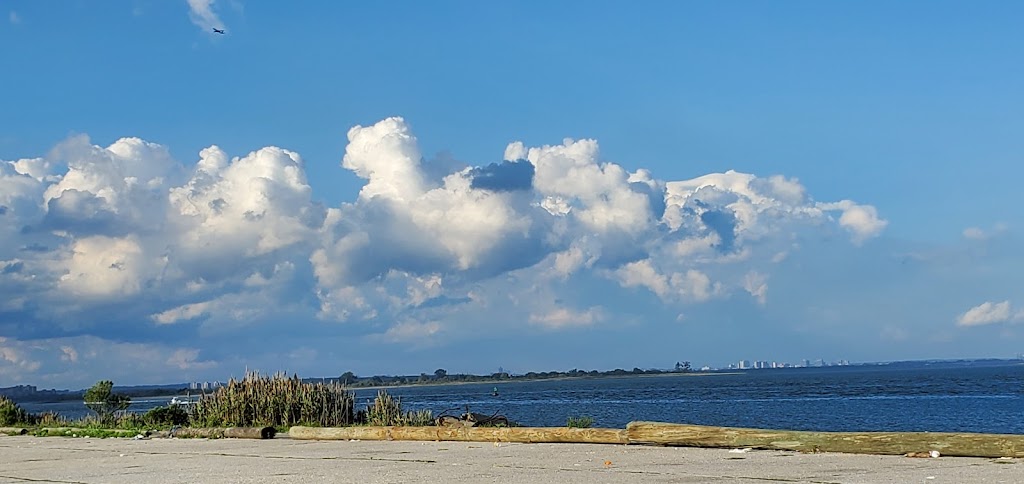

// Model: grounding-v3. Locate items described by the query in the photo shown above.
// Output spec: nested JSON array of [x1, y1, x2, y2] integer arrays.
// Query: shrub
[[189, 371, 355, 428], [0, 396, 33, 426], [143, 405, 190, 427], [566, 415, 594, 428]]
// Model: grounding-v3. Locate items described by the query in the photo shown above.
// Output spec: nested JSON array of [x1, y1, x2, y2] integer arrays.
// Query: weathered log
[[289, 426, 390, 441], [290, 425, 628, 444], [0, 427, 28, 435], [626, 422, 1024, 458], [169, 427, 225, 439], [170, 427, 275, 439], [224, 426, 276, 439]]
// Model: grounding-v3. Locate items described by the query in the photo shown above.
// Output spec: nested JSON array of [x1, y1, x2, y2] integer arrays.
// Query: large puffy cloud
[[313, 118, 544, 313], [0, 117, 892, 387], [313, 118, 886, 322], [517, 138, 660, 236], [1, 136, 320, 339], [58, 235, 151, 298], [168, 145, 321, 267]]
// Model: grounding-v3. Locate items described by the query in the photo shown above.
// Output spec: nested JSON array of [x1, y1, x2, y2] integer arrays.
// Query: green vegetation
[[10, 374, 362, 435], [83, 380, 130, 423], [188, 371, 355, 428], [566, 416, 594, 428], [34, 412, 67, 427], [143, 405, 189, 426], [31, 427, 139, 438], [364, 389, 433, 426], [4, 372, 519, 436], [365, 389, 402, 426], [0, 395, 33, 426]]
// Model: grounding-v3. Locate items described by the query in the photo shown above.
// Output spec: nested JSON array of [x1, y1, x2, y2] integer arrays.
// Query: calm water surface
[[20, 363, 1024, 433], [353, 363, 1024, 433]]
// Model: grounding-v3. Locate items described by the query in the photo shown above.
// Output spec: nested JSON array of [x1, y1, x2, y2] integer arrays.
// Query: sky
[[2, 1, 1023, 389]]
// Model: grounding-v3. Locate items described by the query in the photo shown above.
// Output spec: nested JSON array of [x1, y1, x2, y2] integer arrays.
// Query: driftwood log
[[290, 425, 628, 444], [166, 427, 276, 439], [626, 422, 1024, 458], [291, 422, 1024, 458], [0, 427, 28, 435]]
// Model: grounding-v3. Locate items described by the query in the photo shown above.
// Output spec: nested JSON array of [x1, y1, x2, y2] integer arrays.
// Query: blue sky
[[1, 1, 1023, 388]]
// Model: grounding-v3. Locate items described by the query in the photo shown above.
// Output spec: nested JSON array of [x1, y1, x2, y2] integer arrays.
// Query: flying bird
[[212, 28, 225, 34]]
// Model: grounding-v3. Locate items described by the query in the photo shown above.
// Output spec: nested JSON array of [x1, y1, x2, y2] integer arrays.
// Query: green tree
[[339, 371, 357, 385], [434, 368, 447, 379], [83, 380, 130, 422]]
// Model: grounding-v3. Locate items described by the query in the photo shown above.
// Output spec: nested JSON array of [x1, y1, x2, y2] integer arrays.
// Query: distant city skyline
[[2, 1, 1024, 388]]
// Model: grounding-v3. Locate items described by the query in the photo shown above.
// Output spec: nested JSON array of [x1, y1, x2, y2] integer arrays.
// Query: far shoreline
[[345, 370, 742, 392]]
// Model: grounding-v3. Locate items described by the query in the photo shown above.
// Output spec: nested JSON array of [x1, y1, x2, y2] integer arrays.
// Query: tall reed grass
[[0, 396, 33, 426], [365, 390, 433, 426], [188, 371, 355, 427]]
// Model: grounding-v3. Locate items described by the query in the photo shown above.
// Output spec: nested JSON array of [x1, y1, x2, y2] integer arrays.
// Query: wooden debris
[[626, 422, 1024, 458], [164, 427, 276, 439], [289, 425, 628, 444]]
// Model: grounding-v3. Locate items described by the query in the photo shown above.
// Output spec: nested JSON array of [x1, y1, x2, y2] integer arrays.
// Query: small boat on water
[[169, 396, 197, 406]]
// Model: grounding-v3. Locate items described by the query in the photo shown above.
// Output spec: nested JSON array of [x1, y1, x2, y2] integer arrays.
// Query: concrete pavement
[[1, 434, 1022, 483]]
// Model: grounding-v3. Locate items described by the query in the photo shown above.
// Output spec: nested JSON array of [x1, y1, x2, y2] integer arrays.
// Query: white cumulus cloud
[[529, 307, 604, 330], [0, 116, 892, 386], [378, 320, 442, 344], [186, 0, 224, 32], [818, 200, 888, 244], [743, 271, 768, 305], [963, 224, 1008, 241], [957, 301, 1024, 327]]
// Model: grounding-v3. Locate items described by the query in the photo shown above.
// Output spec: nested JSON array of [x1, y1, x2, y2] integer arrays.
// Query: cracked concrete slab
[[0, 434, 1021, 483]]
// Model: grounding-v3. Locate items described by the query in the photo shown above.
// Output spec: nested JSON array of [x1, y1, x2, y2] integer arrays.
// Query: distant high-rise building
[[738, 360, 750, 369]]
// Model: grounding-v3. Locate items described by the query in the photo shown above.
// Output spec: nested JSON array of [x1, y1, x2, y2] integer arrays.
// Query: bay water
[[18, 362, 1024, 434]]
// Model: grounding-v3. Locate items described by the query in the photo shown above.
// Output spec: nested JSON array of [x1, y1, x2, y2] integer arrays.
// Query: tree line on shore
[[2, 362, 696, 403], [334, 362, 694, 387]]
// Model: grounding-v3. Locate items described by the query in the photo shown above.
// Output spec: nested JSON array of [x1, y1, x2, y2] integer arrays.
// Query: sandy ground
[[1, 434, 1022, 483]]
